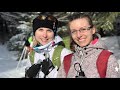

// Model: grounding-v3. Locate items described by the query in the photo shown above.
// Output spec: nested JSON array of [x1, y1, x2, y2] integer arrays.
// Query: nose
[[43, 31, 47, 38], [76, 30, 82, 37]]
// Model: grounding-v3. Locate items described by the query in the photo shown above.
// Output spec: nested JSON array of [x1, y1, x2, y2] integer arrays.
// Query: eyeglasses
[[71, 26, 93, 35]]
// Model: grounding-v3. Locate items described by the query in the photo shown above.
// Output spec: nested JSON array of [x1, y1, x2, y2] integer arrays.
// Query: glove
[[25, 63, 41, 78], [41, 58, 55, 76]]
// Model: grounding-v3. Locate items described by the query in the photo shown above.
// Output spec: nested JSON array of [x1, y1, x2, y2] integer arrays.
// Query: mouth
[[39, 38, 48, 43], [78, 38, 85, 42], [42, 40, 48, 42]]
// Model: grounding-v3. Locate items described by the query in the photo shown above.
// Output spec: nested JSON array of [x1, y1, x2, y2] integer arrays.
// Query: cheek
[[87, 33, 93, 43], [35, 31, 41, 36], [34, 32, 42, 40], [34, 34, 40, 40], [49, 34, 54, 40], [71, 34, 76, 40], [48, 32, 54, 37]]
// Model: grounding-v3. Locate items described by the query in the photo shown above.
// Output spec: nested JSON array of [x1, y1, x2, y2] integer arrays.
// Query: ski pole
[[16, 46, 26, 70]]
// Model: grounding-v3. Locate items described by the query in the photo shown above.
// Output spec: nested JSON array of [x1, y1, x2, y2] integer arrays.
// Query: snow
[[0, 36, 120, 78], [101, 36, 120, 60], [0, 44, 24, 78]]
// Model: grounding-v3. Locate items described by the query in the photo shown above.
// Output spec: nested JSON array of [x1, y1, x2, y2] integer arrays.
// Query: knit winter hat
[[33, 15, 58, 35]]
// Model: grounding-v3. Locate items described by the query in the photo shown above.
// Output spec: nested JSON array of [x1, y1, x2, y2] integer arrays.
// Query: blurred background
[[0, 12, 120, 78], [0, 12, 120, 53]]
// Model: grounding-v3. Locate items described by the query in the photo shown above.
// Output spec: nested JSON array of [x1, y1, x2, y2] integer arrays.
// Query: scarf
[[33, 35, 63, 54]]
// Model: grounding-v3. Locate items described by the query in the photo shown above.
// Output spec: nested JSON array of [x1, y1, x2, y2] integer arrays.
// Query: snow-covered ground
[[0, 36, 120, 78], [0, 44, 19, 78], [0, 43, 27, 78], [101, 36, 120, 61]]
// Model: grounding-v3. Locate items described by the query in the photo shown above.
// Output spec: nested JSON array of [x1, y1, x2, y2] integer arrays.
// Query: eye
[[71, 30, 77, 34], [38, 28, 44, 31], [47, 29, 53, 32], [81, 28, 86, 31]]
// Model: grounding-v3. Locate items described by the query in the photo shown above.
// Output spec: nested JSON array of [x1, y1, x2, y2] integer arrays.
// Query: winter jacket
[[57, 35, 119, 78], [25, 35, 72, 78]]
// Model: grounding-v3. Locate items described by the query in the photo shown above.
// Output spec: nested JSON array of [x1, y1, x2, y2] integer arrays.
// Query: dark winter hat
[[33, 15, 58, 35]]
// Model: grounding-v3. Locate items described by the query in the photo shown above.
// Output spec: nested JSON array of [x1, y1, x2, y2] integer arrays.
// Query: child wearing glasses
[[23, 14, 72, 78], [57, 13, 119, 78]]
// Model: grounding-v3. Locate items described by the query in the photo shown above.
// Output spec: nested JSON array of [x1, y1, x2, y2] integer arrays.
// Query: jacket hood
[[74, 33, 108, 53], [88, 33, 108, 50]]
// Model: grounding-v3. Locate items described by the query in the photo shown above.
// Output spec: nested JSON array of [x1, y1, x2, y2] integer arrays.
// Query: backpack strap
[[63, 50, 112, 78], [29, 50, 35, 64], [63, 53, 73, 77], [96, 50, 112, 78], [29, 45, 64, 67], [52, 45, 64, 68]]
